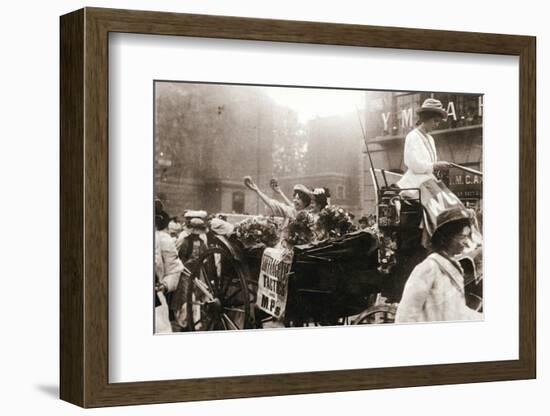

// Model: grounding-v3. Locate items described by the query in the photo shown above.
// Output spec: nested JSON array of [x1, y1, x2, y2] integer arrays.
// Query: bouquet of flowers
[[233, 216, 280, 248], [316, 205, 357, 239], [377, 231, 398, 274], [285, 211, 316, 247]]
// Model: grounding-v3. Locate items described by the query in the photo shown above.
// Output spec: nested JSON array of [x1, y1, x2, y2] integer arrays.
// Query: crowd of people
[[154, 203, 217, 333]]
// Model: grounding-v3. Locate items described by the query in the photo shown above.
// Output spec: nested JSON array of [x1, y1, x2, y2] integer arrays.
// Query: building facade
[[155, 85, 482, 221], [360, 91, 483, 215], [154, 82, 275, 217]]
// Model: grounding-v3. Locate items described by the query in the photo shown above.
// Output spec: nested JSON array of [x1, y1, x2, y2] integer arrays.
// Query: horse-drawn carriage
[[184, 228, 393, 331], [183, 169, 482, 331]]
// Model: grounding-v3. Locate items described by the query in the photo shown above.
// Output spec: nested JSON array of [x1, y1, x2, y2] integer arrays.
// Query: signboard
[[256, 247, 293, 318], [447, 167, 482, 199], [380, 96, 483, 130]]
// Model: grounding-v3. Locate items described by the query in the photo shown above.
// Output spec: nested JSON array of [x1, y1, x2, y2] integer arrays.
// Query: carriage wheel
[[352, 304, 397, 325], [466, 293, 483, 312], [186, 247, 252, 331]]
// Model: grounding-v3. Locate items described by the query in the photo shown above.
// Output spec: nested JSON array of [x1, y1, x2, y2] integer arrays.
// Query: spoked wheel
[[352, 304, 397, 325], [466, 292, 483, 313], [186, 247, 253, 331]]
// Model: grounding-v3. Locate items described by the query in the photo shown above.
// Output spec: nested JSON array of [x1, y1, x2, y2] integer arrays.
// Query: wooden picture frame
[[60, 7, 536, 408]]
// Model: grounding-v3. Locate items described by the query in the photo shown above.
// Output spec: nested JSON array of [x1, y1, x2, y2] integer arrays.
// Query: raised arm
[[244, 176, 294, 219], [270, 178, 293, 207]]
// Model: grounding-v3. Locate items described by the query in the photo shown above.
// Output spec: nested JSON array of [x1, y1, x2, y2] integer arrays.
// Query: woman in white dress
[[395, 207, 482, 323], [397, 98, 451, 190], [395, 98, 480, 248]]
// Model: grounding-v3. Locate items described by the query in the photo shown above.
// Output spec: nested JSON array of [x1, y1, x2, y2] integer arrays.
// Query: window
[[336, 185, 345, 200], [232, 191, 245, 214]]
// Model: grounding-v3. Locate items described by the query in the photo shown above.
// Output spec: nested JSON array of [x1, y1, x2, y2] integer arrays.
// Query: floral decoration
[[285, 211, 316, 247], [233, 216, 280, 248], [316, 205, 357, 239]]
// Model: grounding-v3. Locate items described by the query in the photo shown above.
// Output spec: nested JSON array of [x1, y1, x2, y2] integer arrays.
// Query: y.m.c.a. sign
[[448, 167, 483, 199], [380, 95, 484, 133]]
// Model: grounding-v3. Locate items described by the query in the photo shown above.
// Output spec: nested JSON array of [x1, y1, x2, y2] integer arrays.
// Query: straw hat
[[431, 207, 471, 240], [183, 210, 207, 219], [189, 218, 207, 230], [417, 98, 448, 119], [293, 184, 312, 196]]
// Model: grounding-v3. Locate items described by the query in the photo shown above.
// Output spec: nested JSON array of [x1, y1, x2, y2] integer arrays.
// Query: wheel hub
[[205, 298, 223, 315]]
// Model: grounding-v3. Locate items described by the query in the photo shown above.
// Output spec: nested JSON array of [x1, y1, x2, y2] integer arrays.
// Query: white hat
[[183, 210, 207, 219], [417, 98, 448, 119], [168, 220, 182, 234]]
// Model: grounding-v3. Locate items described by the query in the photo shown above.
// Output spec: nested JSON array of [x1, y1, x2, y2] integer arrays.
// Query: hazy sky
[[265, 86, 366, 123]]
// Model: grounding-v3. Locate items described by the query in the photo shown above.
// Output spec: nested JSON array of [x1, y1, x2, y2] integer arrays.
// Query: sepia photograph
[[153, 81, 484, 333]]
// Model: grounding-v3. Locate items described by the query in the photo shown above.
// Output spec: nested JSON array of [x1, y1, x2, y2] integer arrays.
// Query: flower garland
[[285, 211, 316, 247], [377, 231, 398, 274], [233, 216, 280, 248], [316, 205, 357, 240]]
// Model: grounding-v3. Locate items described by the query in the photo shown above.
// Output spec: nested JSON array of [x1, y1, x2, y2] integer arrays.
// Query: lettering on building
[[380, 97, 483, 132]]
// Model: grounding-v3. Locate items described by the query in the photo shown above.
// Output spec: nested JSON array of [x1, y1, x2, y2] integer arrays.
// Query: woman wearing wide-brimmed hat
[[397, 98, 451, 190], [395, 98, 483, 249], [243, 176, 313, 228], [395, 207, 483, 323]]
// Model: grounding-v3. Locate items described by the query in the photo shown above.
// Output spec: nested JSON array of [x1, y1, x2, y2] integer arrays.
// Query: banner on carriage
[[256, 247, 293, 318], [420, 178, 464, 237], [419, 178, 483, 251]]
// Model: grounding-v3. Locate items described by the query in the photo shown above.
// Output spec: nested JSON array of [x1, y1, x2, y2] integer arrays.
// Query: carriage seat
[[378, 186, 422, 229]]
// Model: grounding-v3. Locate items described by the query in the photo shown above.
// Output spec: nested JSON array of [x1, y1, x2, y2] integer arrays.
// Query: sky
[[264, 86, 366, 123]]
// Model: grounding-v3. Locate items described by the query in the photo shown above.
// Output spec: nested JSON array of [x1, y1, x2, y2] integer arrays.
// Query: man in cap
[[175, 210, 208, 251], [395, 207, 482, 323], [171, 217, 209, 330]]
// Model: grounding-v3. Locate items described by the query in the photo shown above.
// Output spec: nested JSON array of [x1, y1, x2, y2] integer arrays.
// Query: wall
[[361, 91, 483, 213], [155, 82, 275, 215], [0, 1, 546, 416]]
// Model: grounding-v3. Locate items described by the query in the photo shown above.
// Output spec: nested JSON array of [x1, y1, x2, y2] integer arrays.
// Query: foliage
[[271, 107, 308, 176]]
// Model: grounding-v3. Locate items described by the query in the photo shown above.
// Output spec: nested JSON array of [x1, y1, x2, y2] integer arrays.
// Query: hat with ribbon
[[210, 217, 235, 236], [189, 218, 207, 229], [417, 98, 448, 119], [183, 210, 207, 219], [168, 220, 182, 234], [293, 184, 312, 196], [431, 206, 472, 239], [292, 184, 312, 206]]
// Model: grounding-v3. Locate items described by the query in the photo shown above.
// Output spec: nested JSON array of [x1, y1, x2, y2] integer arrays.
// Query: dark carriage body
[[186, 168, 482, 331], [210, 230, 384, 327], [371, 168, 483, 305], [284, 231, 382, 325]]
